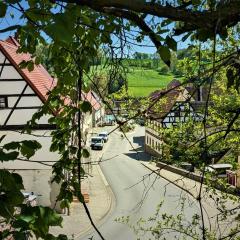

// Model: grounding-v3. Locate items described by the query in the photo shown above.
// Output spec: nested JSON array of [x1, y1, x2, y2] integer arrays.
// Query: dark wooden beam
[[0, 124, 56, 130], [0, 79, 24, 81], [0, 106, 41, 110], [3, 94, 36, 97]]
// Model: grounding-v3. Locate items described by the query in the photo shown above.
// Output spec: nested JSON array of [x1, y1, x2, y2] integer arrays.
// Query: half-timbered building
[[0, 37, 106, 209], [145, 80, 199, 157], [0, 37, 61, 208]]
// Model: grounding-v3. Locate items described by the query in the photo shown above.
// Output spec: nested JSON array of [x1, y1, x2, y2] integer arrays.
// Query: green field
[[127, 68, 175, 97], [89, 61, 179, 97]]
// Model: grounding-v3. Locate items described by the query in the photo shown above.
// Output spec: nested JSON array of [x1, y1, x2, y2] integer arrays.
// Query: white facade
[[145, 88, 197, 157], [0, 49, 60, 209], [1, 131, 59, 207]]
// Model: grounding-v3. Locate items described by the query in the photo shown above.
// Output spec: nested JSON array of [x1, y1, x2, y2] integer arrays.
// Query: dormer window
[[0, 96, 8, 108]]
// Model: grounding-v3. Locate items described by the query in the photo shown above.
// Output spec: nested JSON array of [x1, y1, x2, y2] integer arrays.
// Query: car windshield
[[92, 138, 101, 143]]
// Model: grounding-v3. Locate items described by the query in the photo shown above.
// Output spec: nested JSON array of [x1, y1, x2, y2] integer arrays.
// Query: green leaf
[[158, 46, 171, 67], [0, 150, 19, 161], [20, 140, 41, 158], [80, 101, 92, 113], [27, 61, 34, 72], [81, 14, 91, 25], [18, 215, 35, 223], [44, 13, 74, 44], [166, 36, 177, 51], [192, 0, 201, 6], [3, 141, 20, 150], [20, 206, 63, 238], [5, 191, 24, 205], [0, 201, 14, 219], [0, 2, 7, 18], [82, 149, 90, 158], [12, 173, 24, 189]]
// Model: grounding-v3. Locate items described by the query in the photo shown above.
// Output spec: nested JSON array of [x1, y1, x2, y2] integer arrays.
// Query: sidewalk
[[141, 161, 201, 198], [50, 161, 112, 239], [141, 161, 237, 215]]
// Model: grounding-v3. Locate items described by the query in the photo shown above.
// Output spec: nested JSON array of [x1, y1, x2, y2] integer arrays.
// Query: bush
[[157, 65, 169, 75]]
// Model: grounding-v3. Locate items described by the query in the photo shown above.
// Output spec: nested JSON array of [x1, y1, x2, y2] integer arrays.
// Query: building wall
[[0, 50, 62, 210], [0, 131, 60, 209], [16, 169, 60, 209], [0, 50, 50, 126], [145, 122, 163, 158], [144, 88, 194, 157]]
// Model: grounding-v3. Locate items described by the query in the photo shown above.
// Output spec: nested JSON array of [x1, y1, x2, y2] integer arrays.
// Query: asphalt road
[[81, 126, 201, 240]]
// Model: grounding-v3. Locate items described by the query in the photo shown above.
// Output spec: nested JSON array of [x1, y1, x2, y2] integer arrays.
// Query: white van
[[98, 132, 108, 142], [90, 137, 104, 150]]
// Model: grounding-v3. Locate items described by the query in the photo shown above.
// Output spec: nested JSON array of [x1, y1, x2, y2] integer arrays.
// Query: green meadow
[[126, 68, 175, 97]]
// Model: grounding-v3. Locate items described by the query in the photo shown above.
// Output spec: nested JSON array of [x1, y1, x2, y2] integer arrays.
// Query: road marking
[[96, 153, 109, 186]]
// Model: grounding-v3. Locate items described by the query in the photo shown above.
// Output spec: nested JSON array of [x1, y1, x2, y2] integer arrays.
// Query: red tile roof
[[81, 91, 101, 111], [148, 89, 181, 121], [0, 37, 102, 111], [0, 37, 55, 102]]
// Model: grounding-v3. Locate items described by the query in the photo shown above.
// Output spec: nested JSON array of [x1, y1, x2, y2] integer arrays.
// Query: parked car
[[98, 132, 108, 142], [205, 163, 232, 178], [90, 137, 104, 150]]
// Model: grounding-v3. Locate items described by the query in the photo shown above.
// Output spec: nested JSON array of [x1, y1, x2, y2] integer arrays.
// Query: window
[[0, 96, 7, 108]]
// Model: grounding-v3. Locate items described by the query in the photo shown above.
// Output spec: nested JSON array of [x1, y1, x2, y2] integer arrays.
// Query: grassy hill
[[89, 58, 181, 97], [126, 68, 175, 97]]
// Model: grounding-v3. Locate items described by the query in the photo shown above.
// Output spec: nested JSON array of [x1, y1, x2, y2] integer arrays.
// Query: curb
[[76, 143, 115, 239], [97, 155, 109, 187], [96, 163, 115, 220]]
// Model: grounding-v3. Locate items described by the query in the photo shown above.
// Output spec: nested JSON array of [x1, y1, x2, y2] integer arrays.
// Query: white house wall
[[7, 110, 41, 125], [0, 51, 8, 63], [0, 81, 27, 95], [8, 96, 42, 107], [0, 50, 52, 126], [0, 130, 60, 207], [16, 169, 59, 207], [0, 66, 22, 79], [0, 110, 11, 125], [24, 86, 35, 94], [1, 130, 57, 170], [0, 49, 60, 208]]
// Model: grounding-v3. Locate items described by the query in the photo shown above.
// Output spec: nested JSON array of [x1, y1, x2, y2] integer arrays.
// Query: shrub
[[157, 65, 169, 75]]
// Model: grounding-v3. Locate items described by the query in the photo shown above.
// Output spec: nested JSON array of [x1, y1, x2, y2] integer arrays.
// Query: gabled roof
[[0, 37, 55, 102], [81, 91, 101, 111], [0, 37, 102, 112], [147, 80, 186, 122], [148, 90, 181, 121]]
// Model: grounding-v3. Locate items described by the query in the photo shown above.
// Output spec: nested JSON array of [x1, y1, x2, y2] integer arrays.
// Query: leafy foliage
[[1, 1, 240, 239]]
